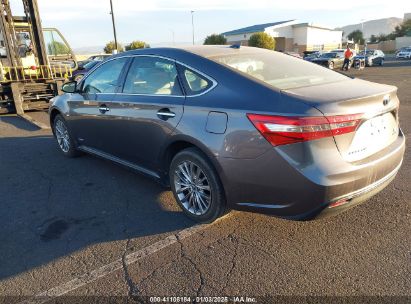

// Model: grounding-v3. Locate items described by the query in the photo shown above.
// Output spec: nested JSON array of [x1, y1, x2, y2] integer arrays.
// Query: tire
[[380, 59, 384, 66], [52, 114, 82, 158], [169, 148, 227, 223], [328, 61, 334, 69]]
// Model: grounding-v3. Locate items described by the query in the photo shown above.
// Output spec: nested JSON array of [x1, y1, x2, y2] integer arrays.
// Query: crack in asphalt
[[120, 195, 143, 302], [220, 234, 240, 294], [176, 234, 205, 300], [122, 238, 141, 301]]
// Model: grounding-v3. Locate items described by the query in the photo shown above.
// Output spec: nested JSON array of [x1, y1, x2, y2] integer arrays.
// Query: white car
[[396, 47, 411, 59]]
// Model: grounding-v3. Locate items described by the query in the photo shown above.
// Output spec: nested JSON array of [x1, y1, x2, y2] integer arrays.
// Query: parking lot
[[0, 57, 410, 303]]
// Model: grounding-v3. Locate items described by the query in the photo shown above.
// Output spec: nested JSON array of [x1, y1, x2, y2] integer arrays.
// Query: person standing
[[342, 46, 353, 71]]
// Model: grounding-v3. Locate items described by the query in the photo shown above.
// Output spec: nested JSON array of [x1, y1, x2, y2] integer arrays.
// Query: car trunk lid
[[281, 78, 400, 162]]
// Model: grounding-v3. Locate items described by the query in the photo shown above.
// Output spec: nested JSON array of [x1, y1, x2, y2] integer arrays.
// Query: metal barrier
[[0, 65, 72, 83]]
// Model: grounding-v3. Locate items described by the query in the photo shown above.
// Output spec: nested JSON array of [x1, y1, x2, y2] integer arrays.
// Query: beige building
[[222, 20, 343, 53]]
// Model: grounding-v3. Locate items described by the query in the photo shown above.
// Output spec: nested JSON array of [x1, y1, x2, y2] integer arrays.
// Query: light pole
[[191, 10, 195, 45], [109, 0, 118, 54], [361, 19, 365, 45], [170, 29, 175, 45]]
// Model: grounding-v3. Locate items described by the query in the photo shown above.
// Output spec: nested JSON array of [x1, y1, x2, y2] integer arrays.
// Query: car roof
[[117, 45, 272, 59]]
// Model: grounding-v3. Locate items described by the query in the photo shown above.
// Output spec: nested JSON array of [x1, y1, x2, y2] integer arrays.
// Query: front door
[[67, 57, 130, 151]]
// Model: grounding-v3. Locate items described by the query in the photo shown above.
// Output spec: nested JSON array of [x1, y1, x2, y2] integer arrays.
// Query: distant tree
[[248, 32, 275, 50], [377, 34, 388, 42], [125, 40, 149, 50], [48, 41, 69, 55], [204, 34, 227, 45], [347, 30, 364, 44], [393, 19, 411, 37], [369, 34, 378, 43], [104, 41, 124, 54]]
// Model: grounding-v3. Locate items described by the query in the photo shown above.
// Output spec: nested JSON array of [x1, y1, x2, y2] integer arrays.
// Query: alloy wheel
[[174, 160, 211, 215], [55, 119, 70, 153]]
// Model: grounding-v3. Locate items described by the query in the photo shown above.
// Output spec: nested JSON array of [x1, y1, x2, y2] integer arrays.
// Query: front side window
[[123, 57, 182, 95], [82, 57, 128, 94], [181, 68, 212, 95]]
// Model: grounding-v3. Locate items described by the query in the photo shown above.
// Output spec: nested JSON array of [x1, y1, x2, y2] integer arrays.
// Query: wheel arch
[[160, 135, 228, 191], [49, 107, 62, 134]]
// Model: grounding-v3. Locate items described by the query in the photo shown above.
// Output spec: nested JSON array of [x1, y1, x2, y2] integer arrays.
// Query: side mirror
[[62, 81, 77, 93]]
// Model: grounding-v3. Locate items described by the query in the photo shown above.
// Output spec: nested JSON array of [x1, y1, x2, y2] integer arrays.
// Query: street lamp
[[109, 0, 119, 54], [170, 29, 175, 46], [191, 10, 195, 45]]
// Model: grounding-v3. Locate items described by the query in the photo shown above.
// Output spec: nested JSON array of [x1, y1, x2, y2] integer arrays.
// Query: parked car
[[78, 54, 111, 69], [284, 51, 302, 59], [311, 52, 345, 69], [354, 49, 385, 66], [71, 60, 102, 82], [303, 51, 323, 62], [303, 50, 319, 58], [49, 46, 405, 223], [396, 47, 411, 59], [332, 48, 357, 57]]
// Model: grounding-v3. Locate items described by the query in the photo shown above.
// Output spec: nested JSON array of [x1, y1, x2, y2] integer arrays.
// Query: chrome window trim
[[78, 54, 218, 98], [175, 60, 218, 98], [78, 56, 131, 93]]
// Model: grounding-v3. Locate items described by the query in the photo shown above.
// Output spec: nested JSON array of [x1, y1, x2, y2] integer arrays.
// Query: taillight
[[247, 113, 363, 146]]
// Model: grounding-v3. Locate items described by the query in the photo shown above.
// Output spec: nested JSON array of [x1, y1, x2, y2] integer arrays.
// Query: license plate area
[[344, 112, 398, 162]]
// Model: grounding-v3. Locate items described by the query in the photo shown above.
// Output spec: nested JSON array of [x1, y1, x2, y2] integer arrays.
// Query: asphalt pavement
[[0, 58, 410, 303]]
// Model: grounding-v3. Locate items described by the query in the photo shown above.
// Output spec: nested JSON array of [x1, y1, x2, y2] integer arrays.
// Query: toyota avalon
[[49, 46, 405, 223]]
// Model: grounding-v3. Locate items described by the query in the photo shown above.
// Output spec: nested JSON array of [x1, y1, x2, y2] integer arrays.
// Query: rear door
[[109, 55, 185, 171]]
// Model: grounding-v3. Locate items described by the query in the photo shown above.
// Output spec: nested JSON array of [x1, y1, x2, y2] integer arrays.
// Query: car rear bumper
[[316, 162, 400, 219], [219, 128, 405, 220]]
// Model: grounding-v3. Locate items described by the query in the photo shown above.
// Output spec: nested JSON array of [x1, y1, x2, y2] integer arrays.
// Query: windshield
[[83, 60, 101, 69], [359, 50, 373, 55], [319, 53, 337, 59], [209, 48, 349, 90], [306, 53, 319, 58]]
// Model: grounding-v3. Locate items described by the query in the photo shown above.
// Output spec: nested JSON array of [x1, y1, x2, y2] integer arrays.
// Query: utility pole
[[191, 10, 195, 45], [170, 29, 175, 45], [109, 0, 118, 54]]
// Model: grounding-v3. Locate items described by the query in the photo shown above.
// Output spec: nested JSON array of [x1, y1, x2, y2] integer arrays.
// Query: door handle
[[99, 104, 110, 114], [157, 109, 176, 119]]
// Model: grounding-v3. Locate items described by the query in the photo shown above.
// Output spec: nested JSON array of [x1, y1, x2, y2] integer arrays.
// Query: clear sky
[[9, 0, 411, 48]]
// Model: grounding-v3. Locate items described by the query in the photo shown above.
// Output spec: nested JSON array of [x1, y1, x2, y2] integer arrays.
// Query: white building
[[222, 20, 343, 53]]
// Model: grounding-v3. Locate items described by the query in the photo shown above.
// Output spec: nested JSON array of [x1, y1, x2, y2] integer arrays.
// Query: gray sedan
[[49, 46, 405, 223]]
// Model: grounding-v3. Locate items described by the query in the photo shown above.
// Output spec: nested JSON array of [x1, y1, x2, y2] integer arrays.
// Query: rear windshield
[[209, 48, 348, 90]]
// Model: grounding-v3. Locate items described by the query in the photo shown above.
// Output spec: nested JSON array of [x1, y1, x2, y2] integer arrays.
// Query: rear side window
[[181, 68, 212, 96], [122, 56, 182, 96], [82, 57, 128, 94], [209, 48, 349, 90]]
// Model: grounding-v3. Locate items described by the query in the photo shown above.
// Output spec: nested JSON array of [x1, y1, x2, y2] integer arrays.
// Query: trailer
[[0, 0, 77, 128]]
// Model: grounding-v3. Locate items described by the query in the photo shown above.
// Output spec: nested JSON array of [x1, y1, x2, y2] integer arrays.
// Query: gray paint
[[206, 111, 228, 134], [49, 46, 405, 219]]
